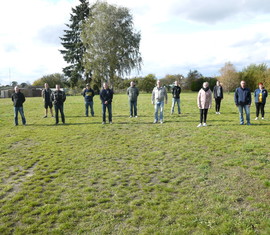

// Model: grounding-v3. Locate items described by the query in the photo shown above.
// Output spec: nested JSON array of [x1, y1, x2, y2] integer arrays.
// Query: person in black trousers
[[213, 80, 223, 114], [51, 84, 66, 125]]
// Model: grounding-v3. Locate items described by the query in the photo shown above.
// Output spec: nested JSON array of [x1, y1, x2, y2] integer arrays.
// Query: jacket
[[152, 86, 167, 103], [234, 87, 251, 105], [197, 88, 212, 109], [11, 91, 25, 107], [51, 90, 66, 105], [172, 86, 181, 99], [254, 88, 268, 104], [127, 86, 139, 102], [100, 88, 113, 104], [213, 85, 223, 99], [83, 88, 95, 102]]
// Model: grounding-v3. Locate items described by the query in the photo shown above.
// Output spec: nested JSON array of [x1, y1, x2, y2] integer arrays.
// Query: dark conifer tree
[[60, 0, 91, 87]]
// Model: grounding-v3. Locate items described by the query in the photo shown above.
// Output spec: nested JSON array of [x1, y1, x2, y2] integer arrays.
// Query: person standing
[[11, 86, 26, 126], [213, 80, 223, 114], [254, 82, 268, 120], [234, 80, 251, 125], [100, 82, 114, 124], [83, 83, 95, 117], [197, 82, 212, 127], [51, 84, 66, 125], [171, 80, 181, 115], [42, 83, 54, 118], [127, 81, 139, 118], [152, 80, 168, 124]]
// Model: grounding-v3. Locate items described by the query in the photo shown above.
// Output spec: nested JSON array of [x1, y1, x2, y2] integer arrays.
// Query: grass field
[[0, 92, 269, 234]]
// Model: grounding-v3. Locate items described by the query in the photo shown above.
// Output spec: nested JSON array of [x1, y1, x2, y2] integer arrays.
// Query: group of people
[[196, 80, 268, 127], [11, 80, 268, 126]]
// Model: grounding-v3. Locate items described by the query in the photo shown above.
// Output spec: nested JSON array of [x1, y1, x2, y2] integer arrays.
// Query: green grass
[[0, 92, 269, 234]]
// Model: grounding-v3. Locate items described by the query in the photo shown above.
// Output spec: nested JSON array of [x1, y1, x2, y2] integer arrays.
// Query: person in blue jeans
[[127, 81, 139, 117], [83, 84, 95, 117], [151, 80, 168, 124], [100, 82, 114, 124], [11, 86, 26, 126], [234, 80, 251, 125]]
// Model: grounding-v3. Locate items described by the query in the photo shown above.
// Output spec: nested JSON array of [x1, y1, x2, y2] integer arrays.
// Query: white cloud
[[1, 0, 270, 85]]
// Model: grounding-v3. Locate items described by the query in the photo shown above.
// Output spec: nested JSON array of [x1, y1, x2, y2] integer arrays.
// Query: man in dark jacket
[[100, 82, 113, 124], [83, 83, 95, 117], [51, 84, 66, 125], [171, 81, 181, 115], [234, 80, 251, 125], [11, 86, 26, 126], [127, 81, 139, 117]]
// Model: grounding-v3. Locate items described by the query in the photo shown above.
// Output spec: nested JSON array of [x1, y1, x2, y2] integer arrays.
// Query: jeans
[[102, 103, 112, 122], [255, 103, 265, 117], [129, 100, 137, 117], [54, 104, 65, 124], [154, 101, 164, 121], [85, 101, 94, 116], [238, 105, 250, 124], [14, 106, 26, 125], [171, 98, 180, 114], [215, 98, 222, 112]]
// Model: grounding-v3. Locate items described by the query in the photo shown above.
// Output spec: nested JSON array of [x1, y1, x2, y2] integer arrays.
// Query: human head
[[216, 80, 220, 86], [130, 81, 135, 87], [258, 82, 263, 89], [174, 81, 179, 86], [86, 83, 90, 88], [14, 86, 19, 93], [56, 84, 60, 90], [240, 80, 246, 88], [203, 82, 209, 88], [103, 82, 108, 89], [44, 83, 49, 89], [157, 80, 161, 87]]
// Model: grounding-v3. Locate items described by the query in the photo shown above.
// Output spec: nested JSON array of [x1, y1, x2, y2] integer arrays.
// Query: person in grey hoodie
[[152, 80, 167, 123], [127, 81, 139, 117]]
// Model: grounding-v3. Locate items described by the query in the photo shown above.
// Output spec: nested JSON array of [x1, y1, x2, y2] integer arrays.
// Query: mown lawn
[[0, 92, 269, 234]]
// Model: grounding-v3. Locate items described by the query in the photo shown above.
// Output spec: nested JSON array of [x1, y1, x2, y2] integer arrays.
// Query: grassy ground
[[0, 92, 269, 234]]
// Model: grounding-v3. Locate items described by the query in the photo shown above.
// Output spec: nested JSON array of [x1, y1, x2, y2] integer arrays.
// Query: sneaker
[[262, 117, 265, 120], [218, 112, 221, 114], [247, 123, 252, 125], [240, 123, 244, 125], [43, 115, 47, 118], [129, 116, 132, 118], [255, 117, 258, 120], [102, 122, 105, 124], [197, 123, 202, 127], [51, 115, 54, 118], [160, 120, 163, 124], [135, 116, 138, 118], [109, 121, 113, 124], [153, 120, 158, 124], [203, 123, 207, 127], [216, 112, 218, 114]]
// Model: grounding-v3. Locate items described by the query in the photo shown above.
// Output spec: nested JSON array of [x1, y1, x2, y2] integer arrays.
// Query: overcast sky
[[1, 0, 270, 85]]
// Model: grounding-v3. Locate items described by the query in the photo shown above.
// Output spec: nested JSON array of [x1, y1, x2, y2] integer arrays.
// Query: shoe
[[160, 120, 163, 124], [109, 121, 113, 124], [153, 120, 158, 124], [216, 112, 218, 114], [102, 122, 105, 124], [262, 117, 264, 120], [218, 112, 221, 114], [203, 123, 207, 127], [240, 123, 244, 125], [247, 123, 252, 125], [51, 115, 54, 118], [178, 112, 181, 115], [135, 116, 138, 118], [129, 116, 132, 118], [255, 117, 258, 120], [197, 123, 202, 127], [43, 115, 47, 118]]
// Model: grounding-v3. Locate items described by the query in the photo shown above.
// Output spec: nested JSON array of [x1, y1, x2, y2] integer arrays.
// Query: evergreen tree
[[59, 0, 91, 87]]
